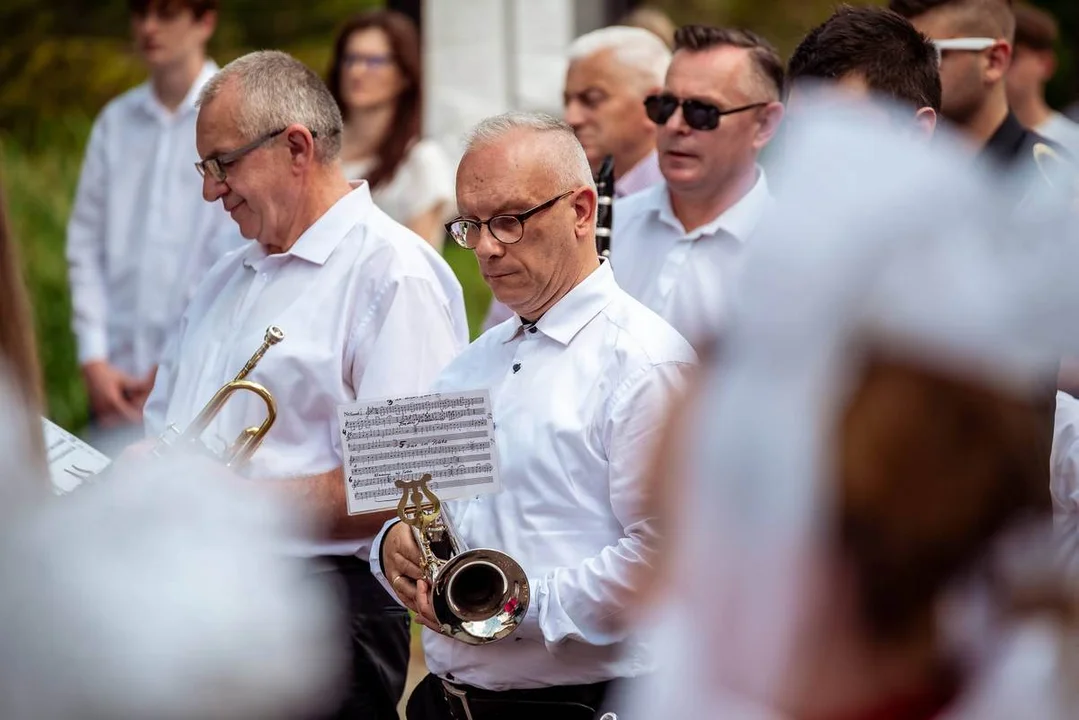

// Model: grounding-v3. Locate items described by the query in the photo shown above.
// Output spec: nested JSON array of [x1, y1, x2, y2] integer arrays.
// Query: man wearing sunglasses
[[609, 25, 785, 351], [66, 0, 239, 456], [144, 50, 469, 720], [374, 111, 695, 720], [889, 0, 1065, 170]]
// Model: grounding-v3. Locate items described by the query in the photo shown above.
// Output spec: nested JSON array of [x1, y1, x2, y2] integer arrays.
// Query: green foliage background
[[0, 0, 1075, 432]]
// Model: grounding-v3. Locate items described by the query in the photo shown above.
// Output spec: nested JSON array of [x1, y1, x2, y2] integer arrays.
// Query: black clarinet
[[595, 155, 614, 259]]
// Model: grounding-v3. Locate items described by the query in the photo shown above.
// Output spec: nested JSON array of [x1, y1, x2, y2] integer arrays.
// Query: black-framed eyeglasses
[[644, 94, 767, 131], [446, 190, 574, 249], [195, 127, 290, 182]]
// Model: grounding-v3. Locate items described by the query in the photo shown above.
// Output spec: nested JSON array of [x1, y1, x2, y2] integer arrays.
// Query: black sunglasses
[[644, 94, 768, 131]]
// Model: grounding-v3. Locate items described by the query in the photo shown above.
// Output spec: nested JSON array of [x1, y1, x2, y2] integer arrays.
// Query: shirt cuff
[[368, 518, 405, 605], [77, 331, 109, 366]]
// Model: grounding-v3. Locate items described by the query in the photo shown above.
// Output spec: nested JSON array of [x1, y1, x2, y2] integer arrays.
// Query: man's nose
[[473, 224, 505, 261], [202, 173, 227, 203], [564, 99, 586, 128], [666, 105, 692, 135]]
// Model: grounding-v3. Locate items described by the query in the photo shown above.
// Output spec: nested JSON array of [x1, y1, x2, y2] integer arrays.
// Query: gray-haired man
[[373, 111, 695, 720], [143, 50, 469, 719]]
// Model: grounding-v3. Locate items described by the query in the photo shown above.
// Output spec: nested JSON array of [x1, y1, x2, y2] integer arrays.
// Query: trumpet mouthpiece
[[265, 326, 285, 344]]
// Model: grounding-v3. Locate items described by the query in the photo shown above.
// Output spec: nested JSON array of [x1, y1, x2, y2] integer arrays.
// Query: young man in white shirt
[[480, 25, 671, 334], [373, 112, 696, 720], [1006, 3, 1079, 158], [66, 0, 238, 454], [143, 50, 469, 720], [610, 25, 785, 350]]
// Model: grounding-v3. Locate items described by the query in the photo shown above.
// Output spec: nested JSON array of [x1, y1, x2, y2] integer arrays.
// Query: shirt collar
[[140, 60, 220, 119], [654, 166, 771, 243], [614, 150, 662, 198], [243, 182, 374, 268], [502, 261, 618, 346]]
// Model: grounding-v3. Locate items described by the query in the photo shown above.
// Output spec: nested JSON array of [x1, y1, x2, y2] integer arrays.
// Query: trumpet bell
[[433, 548, 529, 644]]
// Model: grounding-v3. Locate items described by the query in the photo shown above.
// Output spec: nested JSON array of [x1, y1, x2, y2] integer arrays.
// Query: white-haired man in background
[[144, 50, 468, 720], [482, 25, 670, 332]]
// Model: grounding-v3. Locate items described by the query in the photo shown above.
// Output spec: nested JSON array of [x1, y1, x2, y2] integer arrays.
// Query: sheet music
[[337, 390, 500, 515], [42, 418, 111, 494]]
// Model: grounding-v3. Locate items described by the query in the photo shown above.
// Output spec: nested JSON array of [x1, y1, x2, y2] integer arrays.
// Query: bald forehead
[[457, 130, 566, 211]]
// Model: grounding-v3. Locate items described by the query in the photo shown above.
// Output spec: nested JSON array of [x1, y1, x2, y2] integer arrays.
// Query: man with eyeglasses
[[143, 50, 469, 720], [609, 25, 785, 351], [372, 111, 695, 720], [480, 25, 671, 333], [66, 0, 239, 455], [889, 0, 1063, 169]]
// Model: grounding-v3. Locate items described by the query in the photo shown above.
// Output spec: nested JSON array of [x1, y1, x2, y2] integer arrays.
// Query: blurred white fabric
[[0, 377, 348, 719], [617, 87, 1079, 719]]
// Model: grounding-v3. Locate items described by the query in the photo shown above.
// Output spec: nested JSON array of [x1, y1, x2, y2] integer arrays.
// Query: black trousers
[[320, 555, 411, 720], [406, 672, 611, 720]]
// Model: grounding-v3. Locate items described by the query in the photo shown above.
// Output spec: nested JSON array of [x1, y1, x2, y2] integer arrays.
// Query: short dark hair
[[788, 6, 942, 112], [889, 0, 1015, 42], [129, 0, 218, 19], [673, 24, 785, 99], [1013, 3, 1058, 51]]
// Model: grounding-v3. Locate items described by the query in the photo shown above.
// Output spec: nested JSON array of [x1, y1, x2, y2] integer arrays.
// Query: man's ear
[[914, 107, 938, 139], [753, 101, 786, 152], [285, 124, 317, 171], [573, 186, 598, 237], [986, 40, 1013, 83]]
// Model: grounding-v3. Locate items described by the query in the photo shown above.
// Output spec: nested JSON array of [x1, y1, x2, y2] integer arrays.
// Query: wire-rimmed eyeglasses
[[446, 190, 574, 249]]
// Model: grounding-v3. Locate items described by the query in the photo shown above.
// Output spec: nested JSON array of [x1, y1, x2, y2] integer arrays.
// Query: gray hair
[[464, 111, 595, 191], [567, 26, 671, 92], [198, 50, 343, 163]]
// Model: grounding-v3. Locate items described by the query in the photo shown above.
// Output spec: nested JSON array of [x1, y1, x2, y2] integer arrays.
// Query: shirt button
[[512, 363, 521, 373], [528, 326, 537, 334], [446, 672, 455, 680]]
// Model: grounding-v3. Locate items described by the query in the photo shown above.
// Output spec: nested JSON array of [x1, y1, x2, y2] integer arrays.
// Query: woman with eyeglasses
[[327, 11, 454, 251]]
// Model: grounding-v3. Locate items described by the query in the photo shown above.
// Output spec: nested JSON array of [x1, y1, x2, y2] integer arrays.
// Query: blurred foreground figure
[[615, 93, 1079, 719], [0, 379, 347, 719]]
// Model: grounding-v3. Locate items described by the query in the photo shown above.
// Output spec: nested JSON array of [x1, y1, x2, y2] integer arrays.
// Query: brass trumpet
[[396, 474, 529, 645], [154, 326, 284, 469]]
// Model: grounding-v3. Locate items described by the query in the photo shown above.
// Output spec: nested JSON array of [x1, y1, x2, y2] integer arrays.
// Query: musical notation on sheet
[[337, 390, 501, 515], [41, 418, 111, 494]]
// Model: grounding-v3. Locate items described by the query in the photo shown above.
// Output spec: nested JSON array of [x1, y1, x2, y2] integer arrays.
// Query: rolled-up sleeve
[[66, 116, 111, 365], [516, 360, 694, 647]]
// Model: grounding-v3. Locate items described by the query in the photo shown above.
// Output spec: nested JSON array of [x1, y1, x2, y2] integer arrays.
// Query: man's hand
[[124, 367, 158, 411], [82, 361, 142, 425], [382, 522, 439, 631]]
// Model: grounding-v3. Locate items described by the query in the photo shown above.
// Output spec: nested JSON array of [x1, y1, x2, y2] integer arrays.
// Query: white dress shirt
[[144, 184, 469, 556], [371, 261, 696, 689], [66, 61, 241, 376], [610, 169, 772, 349]]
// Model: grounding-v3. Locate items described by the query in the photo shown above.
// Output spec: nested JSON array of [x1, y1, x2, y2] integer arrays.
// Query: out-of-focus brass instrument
[[396, 474, 529, 645], [595, 154, 615, 259], [153, 326, 284, 469]]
